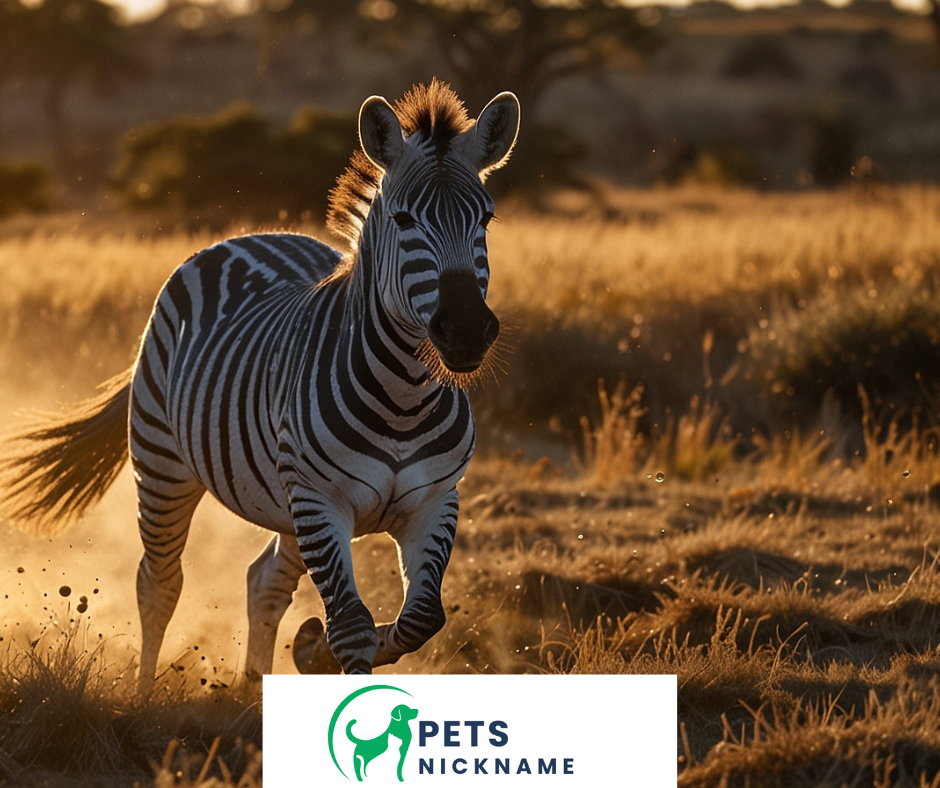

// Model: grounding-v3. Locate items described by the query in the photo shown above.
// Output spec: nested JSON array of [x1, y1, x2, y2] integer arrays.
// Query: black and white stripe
[[130, 83, 520, 682]]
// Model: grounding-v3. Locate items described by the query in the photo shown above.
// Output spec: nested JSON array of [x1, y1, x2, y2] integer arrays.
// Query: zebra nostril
[[428, 311, 448, 344]]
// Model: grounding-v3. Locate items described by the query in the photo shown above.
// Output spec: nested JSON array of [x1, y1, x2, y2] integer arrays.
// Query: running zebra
[[0, 80, 519, 687]]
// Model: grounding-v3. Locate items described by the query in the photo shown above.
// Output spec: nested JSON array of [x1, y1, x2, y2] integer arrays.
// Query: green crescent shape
[[328, 684, 414, 779]]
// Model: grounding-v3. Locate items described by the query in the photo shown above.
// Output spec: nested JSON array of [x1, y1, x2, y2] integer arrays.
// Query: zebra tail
[[0, 368, 132, 536]]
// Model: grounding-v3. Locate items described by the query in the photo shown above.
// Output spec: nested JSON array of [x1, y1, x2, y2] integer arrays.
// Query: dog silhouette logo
[[347, 703, 419, 781], [328, 685, 417, 782]]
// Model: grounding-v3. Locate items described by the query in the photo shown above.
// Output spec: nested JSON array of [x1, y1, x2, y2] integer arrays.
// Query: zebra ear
[[464, 92, 520, 179], [359, 96, 405, 171]]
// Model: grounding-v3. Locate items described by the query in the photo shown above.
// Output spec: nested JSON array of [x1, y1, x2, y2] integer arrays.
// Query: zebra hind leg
[[292, 616, 341, 674], [135, 469, 206, 694], [244, 533, 307, 681]]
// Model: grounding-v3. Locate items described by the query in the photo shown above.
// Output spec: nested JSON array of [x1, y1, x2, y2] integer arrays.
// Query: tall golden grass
[[490, 184, 940, 316], [3, 185, 937, 328]]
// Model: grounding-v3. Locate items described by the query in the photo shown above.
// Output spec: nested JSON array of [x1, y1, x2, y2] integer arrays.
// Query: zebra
[[0, 80, 519, 687]]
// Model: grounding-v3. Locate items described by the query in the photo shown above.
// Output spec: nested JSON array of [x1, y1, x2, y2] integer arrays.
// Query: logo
[[266, 674, 678, 786], [328, 684, 418, 782]]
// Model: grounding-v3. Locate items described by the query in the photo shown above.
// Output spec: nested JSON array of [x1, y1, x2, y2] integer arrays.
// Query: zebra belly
[[201, 451, 462, 539], [203, 458, 295, 534]]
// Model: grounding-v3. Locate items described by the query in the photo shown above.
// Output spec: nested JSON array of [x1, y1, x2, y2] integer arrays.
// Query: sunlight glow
[[100, 0, 934, 25], [101, 0, 166, 21]]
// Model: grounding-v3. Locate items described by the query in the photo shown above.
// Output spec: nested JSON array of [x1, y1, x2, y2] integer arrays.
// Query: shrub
[[746, 282, 940, 429], [839, 63, 897, 103], [111, 103, 358, 226], [0, 161, 54, 218], [112, 107, 594, 224], [723, 36, 801, 81], [684, 145, 763, 187]]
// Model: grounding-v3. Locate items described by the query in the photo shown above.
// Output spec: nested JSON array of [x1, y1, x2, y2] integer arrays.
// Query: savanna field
[[3, 184, 940, 786]]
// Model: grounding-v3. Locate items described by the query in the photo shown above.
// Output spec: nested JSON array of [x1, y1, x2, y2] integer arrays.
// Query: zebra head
[[356, 83, 520, 381]]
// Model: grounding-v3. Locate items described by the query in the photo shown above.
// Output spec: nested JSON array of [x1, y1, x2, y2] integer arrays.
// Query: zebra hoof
[[293, 617, 342, 674]]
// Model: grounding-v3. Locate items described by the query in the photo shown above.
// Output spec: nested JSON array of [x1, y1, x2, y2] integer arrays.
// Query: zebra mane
[[326, 79, 474, 256]]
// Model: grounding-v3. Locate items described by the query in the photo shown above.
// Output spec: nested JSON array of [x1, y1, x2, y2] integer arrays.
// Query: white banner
[[264, 674, 677, 786]]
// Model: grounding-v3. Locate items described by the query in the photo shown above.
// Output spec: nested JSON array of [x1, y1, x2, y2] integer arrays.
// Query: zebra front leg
[[244, 533, 307, 681], [292, 497, 378, 674], [372, 493, 458, 667], [294, 493, 458, 673]]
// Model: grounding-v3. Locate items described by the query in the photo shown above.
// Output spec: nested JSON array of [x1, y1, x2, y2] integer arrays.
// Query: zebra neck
[[338, 270, 445, 416]]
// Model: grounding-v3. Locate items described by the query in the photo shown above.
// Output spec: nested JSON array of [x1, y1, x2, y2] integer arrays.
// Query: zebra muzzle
[[428, 270, 500, 373]]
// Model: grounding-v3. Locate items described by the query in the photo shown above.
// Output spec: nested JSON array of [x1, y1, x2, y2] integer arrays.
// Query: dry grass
[[447, 454, 940, 786], [3, 185, 940, 785], [0, 620, 261, 787], [541, 551, 940, 787], [491, 184, 940, 312]]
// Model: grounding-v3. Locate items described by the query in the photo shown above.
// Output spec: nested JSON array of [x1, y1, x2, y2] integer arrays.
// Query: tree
[[1, 0, 146, 168], [0, 0, 32, 153], [389, 0, 662, 114], [929, 0, 940, 47], [254, 0, 354, 81]]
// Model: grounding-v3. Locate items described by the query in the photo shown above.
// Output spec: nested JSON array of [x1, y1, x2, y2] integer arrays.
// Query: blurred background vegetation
[[2, 0, 940, 454], [0, 0, 939, 216]]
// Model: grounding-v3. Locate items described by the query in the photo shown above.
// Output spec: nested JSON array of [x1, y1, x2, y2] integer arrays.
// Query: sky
[[101, 0, 932, 25]]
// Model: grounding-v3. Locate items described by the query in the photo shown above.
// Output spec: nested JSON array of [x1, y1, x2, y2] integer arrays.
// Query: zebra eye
[[480, 212, 495, 229], [393, 211, 416, 230]]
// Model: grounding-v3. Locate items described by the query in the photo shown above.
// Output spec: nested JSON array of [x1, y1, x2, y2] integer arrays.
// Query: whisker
[[415, 333, 513, 391]]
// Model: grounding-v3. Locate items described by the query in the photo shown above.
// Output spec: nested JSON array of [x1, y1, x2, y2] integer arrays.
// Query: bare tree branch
[[394, 0, 662, 112]]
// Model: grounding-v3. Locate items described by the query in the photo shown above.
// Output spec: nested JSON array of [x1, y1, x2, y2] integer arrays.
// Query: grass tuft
[[576, 381, 737, 487], [574, 379, 646, 487], [653, 395, 737, 483], [0, 623, 261, 787]]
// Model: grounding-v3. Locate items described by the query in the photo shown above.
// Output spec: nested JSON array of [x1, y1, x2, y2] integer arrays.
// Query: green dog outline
[[346, 703, 418, 781]]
